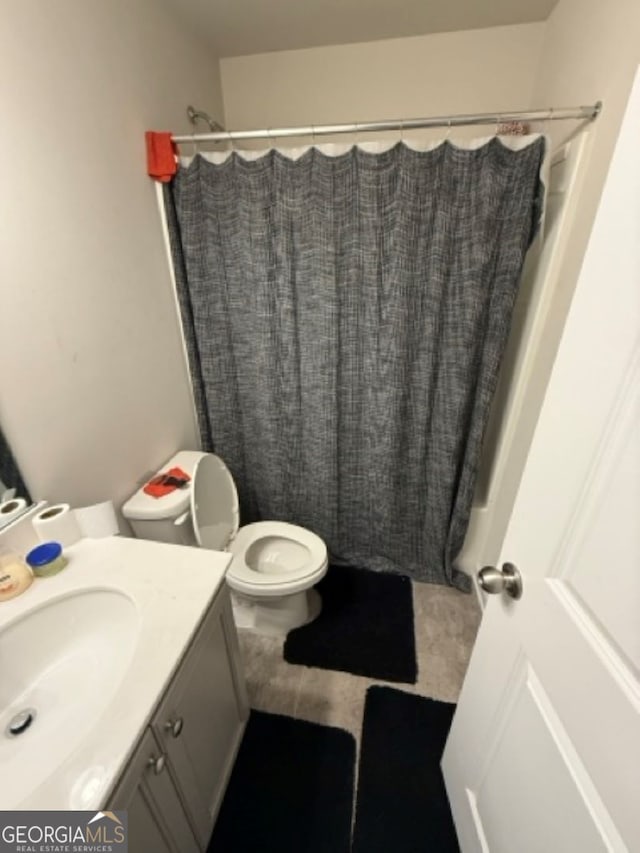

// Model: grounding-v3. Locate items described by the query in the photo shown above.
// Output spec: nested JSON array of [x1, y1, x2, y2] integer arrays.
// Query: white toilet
[[122, 450, 328, 635]]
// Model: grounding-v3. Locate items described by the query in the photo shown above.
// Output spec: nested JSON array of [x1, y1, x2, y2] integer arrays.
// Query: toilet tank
[[122, 450, 206, 547], [128, 515, 198, 547]]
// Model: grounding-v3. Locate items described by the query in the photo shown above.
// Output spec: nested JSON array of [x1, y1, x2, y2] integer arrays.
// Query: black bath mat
[[208, 710, 356, 853], [284, 564, 417, 683], [352, 686, 459, 853]]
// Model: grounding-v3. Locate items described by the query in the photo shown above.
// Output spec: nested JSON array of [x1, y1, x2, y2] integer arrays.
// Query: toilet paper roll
[[75, 500, 120, 538], [32, 503, 82, 547], [0, 497, 28, 530]]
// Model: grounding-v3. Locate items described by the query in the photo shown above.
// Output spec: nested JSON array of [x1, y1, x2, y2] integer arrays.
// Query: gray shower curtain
[[165, 138, 545, 591], [0, 424, 30, 502]]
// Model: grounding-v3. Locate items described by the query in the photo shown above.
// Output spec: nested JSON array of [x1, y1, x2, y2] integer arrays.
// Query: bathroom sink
[[0, 535, 231, 810], [0, 589, 139, 806]]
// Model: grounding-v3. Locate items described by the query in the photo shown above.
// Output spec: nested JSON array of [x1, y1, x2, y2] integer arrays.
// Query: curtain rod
[[171, 102, 601, 144]]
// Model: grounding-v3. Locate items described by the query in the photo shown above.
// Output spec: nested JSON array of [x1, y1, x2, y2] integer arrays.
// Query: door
[[109, 729, 200, 853], [153, 585, 249, 848], [442, 69, 640, 852]]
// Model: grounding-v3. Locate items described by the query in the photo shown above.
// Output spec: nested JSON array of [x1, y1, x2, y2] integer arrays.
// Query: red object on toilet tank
[[143, 467, 191, 498]]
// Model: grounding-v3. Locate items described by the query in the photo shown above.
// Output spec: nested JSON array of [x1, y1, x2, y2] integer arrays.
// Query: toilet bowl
[[225, 520, 327, 633], [122, 450, 328, 635]]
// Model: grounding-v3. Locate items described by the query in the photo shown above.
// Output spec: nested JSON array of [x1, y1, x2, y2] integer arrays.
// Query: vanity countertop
[[0, 535, 231, 811]]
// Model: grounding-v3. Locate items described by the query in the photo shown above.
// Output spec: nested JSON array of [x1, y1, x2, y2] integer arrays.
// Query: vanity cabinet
[[109, 584, 249, 852]]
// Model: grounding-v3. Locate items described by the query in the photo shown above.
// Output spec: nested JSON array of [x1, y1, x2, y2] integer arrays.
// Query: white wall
[[0, 1, 224, 509], [221, 23, 544, 134], [462, 0, 640, 574]]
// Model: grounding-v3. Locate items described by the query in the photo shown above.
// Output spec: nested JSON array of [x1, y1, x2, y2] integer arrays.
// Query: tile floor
[[238, 580, 482, 747]]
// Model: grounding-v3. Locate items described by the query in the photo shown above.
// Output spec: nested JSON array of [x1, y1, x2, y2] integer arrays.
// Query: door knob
[[147, 754, 166, 775], [164, 717, 184, 738], [478, 563, 523, 600]]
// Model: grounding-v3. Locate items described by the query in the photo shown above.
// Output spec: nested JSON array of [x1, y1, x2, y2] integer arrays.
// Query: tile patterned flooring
[[238, 580, 482, 747]]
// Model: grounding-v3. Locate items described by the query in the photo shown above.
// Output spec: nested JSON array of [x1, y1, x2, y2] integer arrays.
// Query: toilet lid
[[191, 454, 239, 551]]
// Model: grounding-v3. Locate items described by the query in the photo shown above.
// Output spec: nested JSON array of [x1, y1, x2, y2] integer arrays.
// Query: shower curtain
[[165, 137, 545, 591], [0, 423, 30, 502]]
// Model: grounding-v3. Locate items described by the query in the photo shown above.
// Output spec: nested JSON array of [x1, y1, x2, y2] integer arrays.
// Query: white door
[[442, 69, 640, 853]]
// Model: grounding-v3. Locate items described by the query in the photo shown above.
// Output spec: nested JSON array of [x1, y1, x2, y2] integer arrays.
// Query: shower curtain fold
[[164, 138, 545, 590]]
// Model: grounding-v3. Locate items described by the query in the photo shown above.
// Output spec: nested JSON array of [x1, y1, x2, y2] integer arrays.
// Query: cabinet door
[[109, 728, 200, 853], [152, 585, 249, 847]]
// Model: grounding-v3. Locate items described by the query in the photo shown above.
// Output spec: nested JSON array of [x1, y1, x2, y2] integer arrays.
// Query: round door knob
[[478, 562, 523, 600], [147, 754, 166, 775], [164, 717, 184, 738]]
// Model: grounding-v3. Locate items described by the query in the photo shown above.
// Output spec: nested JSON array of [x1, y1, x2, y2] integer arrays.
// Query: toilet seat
[[190, 455, 328, 598], [227, 521, 328, 597]]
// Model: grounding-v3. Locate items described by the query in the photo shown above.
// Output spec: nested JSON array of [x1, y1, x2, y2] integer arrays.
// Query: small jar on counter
[[26, 541, 68, 578], [0, 550, 34, 601]]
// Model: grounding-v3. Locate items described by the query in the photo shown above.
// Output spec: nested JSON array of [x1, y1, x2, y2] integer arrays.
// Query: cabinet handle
[[164, 717, 184, 738], [147, 754, 166, 775]]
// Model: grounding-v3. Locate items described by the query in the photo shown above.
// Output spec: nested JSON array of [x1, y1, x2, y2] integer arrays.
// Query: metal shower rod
[[172, 102, 601, 144]]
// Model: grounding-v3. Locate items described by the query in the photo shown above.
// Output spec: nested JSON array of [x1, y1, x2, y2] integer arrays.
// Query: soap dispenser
[[0, 549, 33, 601]]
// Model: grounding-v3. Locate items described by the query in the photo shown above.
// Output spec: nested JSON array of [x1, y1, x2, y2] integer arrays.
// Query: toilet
[[122, 450, 328, 635]]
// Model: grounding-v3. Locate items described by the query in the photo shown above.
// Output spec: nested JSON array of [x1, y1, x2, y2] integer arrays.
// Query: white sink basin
[[0, 589, 139, 806]]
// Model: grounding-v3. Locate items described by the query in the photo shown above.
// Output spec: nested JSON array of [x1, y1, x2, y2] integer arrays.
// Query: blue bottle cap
[[26, 541, 63, 568]]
